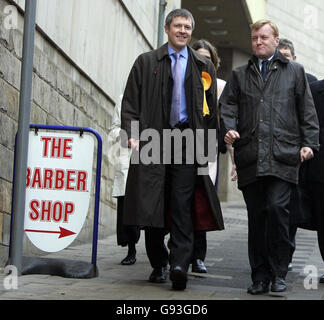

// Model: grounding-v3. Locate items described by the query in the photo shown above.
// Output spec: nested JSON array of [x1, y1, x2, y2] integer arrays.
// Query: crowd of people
[[109, 8, 324, 295]]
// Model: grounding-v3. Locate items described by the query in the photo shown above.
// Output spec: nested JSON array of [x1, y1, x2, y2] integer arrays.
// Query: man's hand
[[224, 130, 240, 145], [300, 147, 314, 162], [128, 138, 139, 151]]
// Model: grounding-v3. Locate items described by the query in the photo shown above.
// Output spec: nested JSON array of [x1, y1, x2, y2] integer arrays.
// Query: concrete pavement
[[0, 201, 324, 301]]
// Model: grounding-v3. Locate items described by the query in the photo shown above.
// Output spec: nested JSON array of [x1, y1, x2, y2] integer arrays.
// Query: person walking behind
[[220, 19, 319, 295], [277, 38, 318, 271], [110, 95, 140, 265], [301, 79, 324, 284], [190, 39, 227, 273], [278, 38, 318, 84]]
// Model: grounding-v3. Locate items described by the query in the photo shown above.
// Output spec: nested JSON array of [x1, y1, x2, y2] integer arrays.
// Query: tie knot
[[173, 52, 180, 60], [262, 60, 269, 68]]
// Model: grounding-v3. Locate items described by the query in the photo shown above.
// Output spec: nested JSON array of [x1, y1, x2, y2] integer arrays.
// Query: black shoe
[[149, 267, 168, 283], [247, 281, 270, 295], [320, 275, 324, 284], [271, 277, 287, 292], [121, 255, 136, 265], [192, 259, 207, 273], [170, 266, 187, 290]]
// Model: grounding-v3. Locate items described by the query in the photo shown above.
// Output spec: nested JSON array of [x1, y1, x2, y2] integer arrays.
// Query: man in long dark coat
[[121, 9, 223, 290], [220, 19, 319, 295]]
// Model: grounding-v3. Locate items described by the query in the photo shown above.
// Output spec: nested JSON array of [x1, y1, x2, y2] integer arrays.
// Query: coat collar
[[248, 49, 289, 67]]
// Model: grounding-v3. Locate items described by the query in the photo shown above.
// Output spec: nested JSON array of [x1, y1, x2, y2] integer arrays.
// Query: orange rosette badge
[[201, 72, 212, 116]]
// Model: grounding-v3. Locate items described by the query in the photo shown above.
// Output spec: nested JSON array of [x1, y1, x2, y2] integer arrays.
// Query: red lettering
[[40, 136, 74, 159], [31, 168, 42, 189], [63, 138, 73, 158], [63, 202, 74, 222], [43, 168, 54, 189], [77, 171, 87, 191], [28, 200, 75, 223], [66, 170, 76, 190], [26, 167, 31, 187], [26, 168, 88, 191], [29, 200, 39, 220], [51, 137, 62, 158], [55, 169, 65, 190], [52, 202, 63, 222], [41, 200, 52, 221], [40, 136, 52, 157]]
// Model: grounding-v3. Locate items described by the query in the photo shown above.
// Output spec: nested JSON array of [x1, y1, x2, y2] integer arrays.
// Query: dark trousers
[[116, 197, 140, 247], [288, 223, 297, 263], [193, 230, 207, 261], [167, 163, 197, 271], [145, 125, 197, 271], [300, 182, 324, 261], [310, 182, 324, 261], [144, 163, 196, 271], [241, 176, 292, 283], [145, 227, 169, 269]]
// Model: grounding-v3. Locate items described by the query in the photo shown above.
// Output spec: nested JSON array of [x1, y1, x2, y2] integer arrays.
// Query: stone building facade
[[0, 0, 323, 266], [266, 0, 324, 79], [0, 0, 180, 266]]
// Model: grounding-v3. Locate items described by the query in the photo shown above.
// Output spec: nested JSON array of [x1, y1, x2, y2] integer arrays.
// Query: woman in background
[[110, 95, 140, 265], [191, 39, 235, 273]]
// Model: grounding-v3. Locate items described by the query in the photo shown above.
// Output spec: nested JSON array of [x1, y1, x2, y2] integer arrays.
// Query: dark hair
[[165, 8, 195, 30], [278, 38, 295, 57], [191, 39, 220, 70]]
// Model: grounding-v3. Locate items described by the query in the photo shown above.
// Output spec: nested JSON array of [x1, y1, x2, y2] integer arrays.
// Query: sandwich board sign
[[24, 129, 94, 252]]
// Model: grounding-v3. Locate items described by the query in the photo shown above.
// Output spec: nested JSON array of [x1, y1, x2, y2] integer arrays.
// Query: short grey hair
[[165, 8, 195, 30], [278, 38, 295, 57]]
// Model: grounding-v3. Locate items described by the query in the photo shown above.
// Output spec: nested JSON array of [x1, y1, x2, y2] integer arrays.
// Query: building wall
[[0, 0, 180, 266], [267, 0, 324, 79]]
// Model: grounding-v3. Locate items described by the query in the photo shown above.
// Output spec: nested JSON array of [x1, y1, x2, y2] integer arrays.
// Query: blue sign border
[[28, 124, 102, 266]]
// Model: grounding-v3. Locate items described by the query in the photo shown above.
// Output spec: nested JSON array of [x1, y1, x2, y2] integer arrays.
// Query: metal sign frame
[[9, 124, 102, 278]]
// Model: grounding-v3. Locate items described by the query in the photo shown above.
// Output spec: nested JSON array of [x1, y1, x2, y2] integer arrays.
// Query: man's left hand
[[300, 147, 314, 162]]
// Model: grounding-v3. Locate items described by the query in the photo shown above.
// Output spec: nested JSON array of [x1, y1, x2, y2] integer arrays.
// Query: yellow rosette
[[201, 72, 212, 116]]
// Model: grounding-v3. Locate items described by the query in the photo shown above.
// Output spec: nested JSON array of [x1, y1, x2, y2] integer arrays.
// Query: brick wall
[[0, 0, 117, 265]]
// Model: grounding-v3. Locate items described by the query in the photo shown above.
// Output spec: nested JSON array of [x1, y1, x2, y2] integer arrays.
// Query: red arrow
[[25, 227, 76, 238]]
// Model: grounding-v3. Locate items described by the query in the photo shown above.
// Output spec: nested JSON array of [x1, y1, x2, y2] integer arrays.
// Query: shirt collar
[[258, 53, 275, 70], [168, 45, 188, 60], [259, 54, 274, 65]]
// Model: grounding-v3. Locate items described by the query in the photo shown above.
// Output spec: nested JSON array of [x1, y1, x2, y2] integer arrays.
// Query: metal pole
[[9, 0, 37, 275], [157, 0, 167, 48]]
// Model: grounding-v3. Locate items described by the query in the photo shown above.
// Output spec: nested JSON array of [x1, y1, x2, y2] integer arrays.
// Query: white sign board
[[24, 131, 94, 252]]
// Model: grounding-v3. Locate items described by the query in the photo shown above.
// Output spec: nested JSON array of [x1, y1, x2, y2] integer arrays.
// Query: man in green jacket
[[220, 19, 319, 295]]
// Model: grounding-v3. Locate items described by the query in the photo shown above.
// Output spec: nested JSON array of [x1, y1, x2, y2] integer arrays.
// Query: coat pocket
[[273, 132, 300, 166], [233, 135, 258, 169]]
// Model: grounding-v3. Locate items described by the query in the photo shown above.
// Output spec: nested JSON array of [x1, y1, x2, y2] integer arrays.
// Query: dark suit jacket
[[306, 73, 318, 84], [290, 79, 323, 230], [306, 80, 324, 183]]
